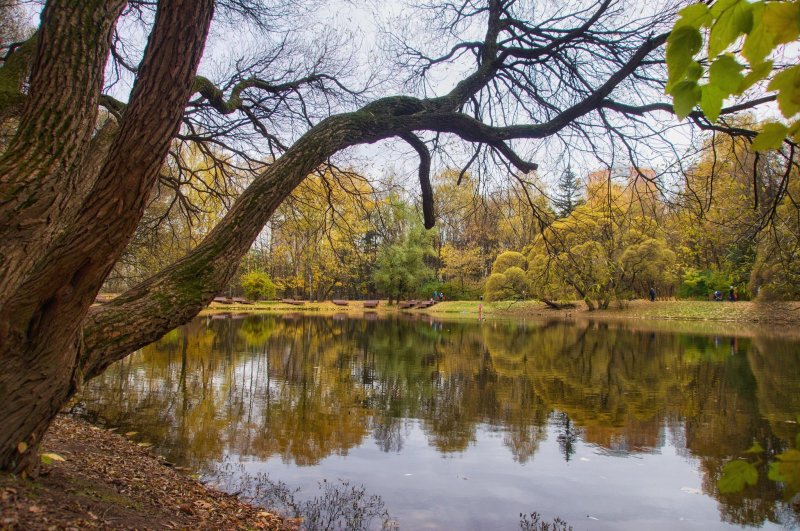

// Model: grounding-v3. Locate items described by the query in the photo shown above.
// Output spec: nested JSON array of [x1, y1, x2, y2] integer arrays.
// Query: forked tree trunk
[[0, 0, 214, 473]]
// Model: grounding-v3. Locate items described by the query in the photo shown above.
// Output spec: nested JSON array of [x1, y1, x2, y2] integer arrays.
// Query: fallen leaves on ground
[[0, 416, 298, 530]]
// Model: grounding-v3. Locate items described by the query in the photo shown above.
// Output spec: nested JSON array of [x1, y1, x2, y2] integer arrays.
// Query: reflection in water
[[74, 314, 800, 529]]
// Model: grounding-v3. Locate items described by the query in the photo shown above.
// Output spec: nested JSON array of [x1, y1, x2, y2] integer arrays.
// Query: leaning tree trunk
[[0, 0, 214, 473]]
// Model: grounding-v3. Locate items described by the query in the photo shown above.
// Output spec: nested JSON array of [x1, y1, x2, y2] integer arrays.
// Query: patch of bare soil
[[0, 416, 298, 530]]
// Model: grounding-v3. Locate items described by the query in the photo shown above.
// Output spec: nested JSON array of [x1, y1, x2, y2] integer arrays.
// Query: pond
[[73, 313, 800, 530]]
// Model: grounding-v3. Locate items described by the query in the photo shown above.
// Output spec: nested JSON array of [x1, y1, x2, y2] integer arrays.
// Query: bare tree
[[0, 0, 787, 472]]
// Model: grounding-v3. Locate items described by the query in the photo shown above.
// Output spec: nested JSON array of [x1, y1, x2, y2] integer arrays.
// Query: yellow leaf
[[16, 442, 27, 454], [40, 452, 66, 465]]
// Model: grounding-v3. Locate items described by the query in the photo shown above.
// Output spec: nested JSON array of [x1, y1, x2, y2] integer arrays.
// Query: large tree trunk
[[0, 0, 214, 473], [0, 1, 127, 304]]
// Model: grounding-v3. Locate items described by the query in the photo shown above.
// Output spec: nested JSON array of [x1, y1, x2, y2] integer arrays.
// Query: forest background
[[108, 119, 800, 309]]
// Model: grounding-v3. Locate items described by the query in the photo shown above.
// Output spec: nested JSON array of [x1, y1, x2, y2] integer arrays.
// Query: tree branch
[[400, 132, 435, 229]]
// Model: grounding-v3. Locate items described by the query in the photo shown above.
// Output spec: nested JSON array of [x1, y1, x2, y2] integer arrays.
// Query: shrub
[[491, 251, 527, 274], [240, 271, 277, 300], [484, 267, 530, 301]]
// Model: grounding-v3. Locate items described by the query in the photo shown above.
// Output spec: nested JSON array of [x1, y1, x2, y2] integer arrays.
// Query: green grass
[[206, 298, 799, 327]]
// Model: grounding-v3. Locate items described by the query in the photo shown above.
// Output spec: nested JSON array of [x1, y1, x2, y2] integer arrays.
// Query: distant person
[[714, 290, 722, 301], [728, 286, 735, 302], [649, 286, 656, 302], [440, 292, 445, 302]]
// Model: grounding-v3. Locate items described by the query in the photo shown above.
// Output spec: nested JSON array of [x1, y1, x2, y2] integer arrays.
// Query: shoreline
[[0, 416, 295, 530], [201, 299, 800, 339]]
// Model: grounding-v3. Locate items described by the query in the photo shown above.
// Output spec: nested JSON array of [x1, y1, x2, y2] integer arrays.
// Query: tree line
[[110, 121, 798, 307]]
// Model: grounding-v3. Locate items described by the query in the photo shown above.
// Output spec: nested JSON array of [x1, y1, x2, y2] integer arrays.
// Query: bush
[[484, 267, 530, 302], [240, 270, 277, 300], [491, 251, 527, 274], [678, 269, 731, 300]]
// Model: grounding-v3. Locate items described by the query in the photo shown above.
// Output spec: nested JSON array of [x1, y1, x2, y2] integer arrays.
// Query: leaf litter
[[0, 416, 298, 530]]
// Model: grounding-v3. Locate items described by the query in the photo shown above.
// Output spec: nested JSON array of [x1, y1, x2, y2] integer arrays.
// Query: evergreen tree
[[373, 211, 435, 304], [553, 166, 582, 218]]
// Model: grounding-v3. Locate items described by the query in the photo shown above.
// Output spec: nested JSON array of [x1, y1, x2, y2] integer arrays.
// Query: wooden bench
[[363, 300, 379, 309], [212, 296, 232, 304], [398, 300, 417, 309], [281, 299, 306, 306], [331, 299, 349, 306], [230, 297, 254, 305]]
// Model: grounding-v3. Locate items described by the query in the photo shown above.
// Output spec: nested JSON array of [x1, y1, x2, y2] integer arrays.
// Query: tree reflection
[[75, 314, 800, 526]]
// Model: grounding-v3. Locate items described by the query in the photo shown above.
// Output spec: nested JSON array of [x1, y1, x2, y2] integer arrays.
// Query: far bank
[[200, 298, 800, 338]]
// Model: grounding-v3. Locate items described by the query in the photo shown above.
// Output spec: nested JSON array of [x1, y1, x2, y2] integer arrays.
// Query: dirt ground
[[0, 416, 298, 530]]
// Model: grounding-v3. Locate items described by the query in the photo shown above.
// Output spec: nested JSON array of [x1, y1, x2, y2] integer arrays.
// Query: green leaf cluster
[[666, 0, 800, 149]]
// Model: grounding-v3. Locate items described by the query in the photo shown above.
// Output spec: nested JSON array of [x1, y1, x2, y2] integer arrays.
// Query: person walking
[[728, 286, 735, 302], [649, 286, 656, 302]]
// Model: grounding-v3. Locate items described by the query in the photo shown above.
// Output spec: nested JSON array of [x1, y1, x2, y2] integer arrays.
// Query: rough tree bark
[[0, 0, 215, 473]]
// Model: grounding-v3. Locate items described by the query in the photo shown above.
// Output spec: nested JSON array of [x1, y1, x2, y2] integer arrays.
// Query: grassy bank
[[206, 298, 800, 324], [202, 298, 800, 339]]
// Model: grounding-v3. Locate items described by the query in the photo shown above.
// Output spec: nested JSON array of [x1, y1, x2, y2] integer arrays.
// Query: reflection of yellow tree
[[748, 337, 800, 441], [77, 315, 800, 525], [251, 319, 372, 465], [514, 323, 684, 432]]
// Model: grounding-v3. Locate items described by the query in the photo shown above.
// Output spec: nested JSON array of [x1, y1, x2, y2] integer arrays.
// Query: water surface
[[74, 313, 800, 529]]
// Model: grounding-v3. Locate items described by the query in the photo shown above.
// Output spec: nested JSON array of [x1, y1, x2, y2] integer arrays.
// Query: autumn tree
[[669, 118, 788, 297], [750, 176, 800, 299], [240, 270, 276, 300], [266, 169, 376, 300], [440, 244, 483, 297], [526, 186, 676, 309], [433, 169, 549, 297], [0, 0, 787, 472], [106, 142, 240, 290]]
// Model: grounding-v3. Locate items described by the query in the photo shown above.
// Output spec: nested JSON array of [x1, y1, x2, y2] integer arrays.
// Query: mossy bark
[[0, 1, 126, 303], [0, 0, 215, 473]]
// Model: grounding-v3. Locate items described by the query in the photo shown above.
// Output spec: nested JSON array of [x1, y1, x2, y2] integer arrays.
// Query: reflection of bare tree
[[372, 416, 408, 454]]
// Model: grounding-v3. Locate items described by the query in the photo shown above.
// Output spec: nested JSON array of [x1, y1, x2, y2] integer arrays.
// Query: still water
[[74, 313, 800, 530]]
